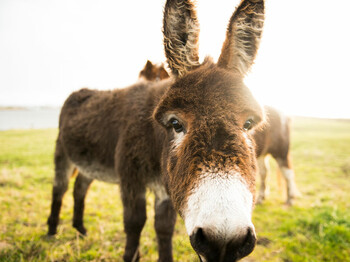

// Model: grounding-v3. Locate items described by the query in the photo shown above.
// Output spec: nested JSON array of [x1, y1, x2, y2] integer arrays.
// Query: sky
[[0, 0, 350, 119]]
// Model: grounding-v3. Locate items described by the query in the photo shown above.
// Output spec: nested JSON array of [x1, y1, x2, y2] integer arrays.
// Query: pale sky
[[1, 0, 350, 118]]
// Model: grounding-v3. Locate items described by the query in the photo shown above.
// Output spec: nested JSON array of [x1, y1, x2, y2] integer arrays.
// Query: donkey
[[253, 106, 300, 205], [139, 60, 169, 82], [140, 62, 300, 205], [47, 0, 266, 261]]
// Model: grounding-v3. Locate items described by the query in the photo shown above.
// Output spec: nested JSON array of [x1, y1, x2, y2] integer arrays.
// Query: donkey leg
[[154, 188, 177, 262], [72, 173, 93, 235], [47, 140, 73, 235], [276, 157, 301, 205], [121, 186, 147, 262], [256, 156, 270, 204]]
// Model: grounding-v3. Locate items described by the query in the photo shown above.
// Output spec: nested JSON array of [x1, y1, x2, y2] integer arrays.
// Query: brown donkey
[[47, 0, 265, 261], [140, 63, 300, 205], [253, 106, 300, 205]]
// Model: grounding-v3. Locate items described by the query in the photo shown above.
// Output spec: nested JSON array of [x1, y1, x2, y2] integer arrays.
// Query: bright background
[[1, 0, 350, 118]]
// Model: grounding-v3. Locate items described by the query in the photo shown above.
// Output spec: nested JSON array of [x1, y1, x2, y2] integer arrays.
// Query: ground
[[0, 117, 349, 261]]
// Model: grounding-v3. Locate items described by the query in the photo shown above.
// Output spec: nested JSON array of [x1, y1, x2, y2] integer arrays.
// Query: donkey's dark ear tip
[[146, 60, 153, 67]]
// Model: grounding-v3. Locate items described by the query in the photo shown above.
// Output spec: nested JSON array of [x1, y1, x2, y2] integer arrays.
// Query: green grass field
[[1, 117, 349, 261]]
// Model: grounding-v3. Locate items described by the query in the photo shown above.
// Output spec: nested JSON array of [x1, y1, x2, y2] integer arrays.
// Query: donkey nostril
[[195, 228, 206, 242], [190, 227, 209, 252], [190, 227, 222, 257], [229, 227, 257, 260], [190, 226, 256, 261], [244, 227, 256, 249]]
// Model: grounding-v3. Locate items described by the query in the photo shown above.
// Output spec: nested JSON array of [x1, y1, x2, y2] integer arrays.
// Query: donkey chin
[[182, 171, 256, 262]]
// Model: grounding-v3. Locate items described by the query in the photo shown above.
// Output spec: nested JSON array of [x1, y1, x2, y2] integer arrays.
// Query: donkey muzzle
[[190, 226, 256, 262], [183, 172, 256, 261]]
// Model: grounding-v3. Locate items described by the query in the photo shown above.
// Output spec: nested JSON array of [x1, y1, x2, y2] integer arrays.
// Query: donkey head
[[154, 0, 265, 260], [139, 60, 169, 81]]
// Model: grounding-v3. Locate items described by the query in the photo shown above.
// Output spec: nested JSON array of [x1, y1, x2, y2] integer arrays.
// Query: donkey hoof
[[73, 224, 87, 236], [292, 190, 303, 199], [47, 231, 56, 237], [256, 195, 265, 205], [285, 198, 294, 206], [123, 251, 140, 262], [47, 227, 57, 236]]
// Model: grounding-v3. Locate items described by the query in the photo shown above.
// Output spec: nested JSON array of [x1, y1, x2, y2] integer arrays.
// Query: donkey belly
[[75, 162, 119, 184]]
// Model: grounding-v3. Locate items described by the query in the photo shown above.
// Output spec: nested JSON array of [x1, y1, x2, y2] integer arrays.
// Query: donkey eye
[[243, 119, 255, 131], [169, 118, 184, 133]]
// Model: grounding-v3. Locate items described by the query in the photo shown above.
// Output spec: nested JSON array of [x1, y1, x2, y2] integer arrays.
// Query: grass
[[0, 117, 350, 261]]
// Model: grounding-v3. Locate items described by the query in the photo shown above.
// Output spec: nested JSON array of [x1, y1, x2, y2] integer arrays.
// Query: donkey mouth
[[190, 227, 256, 262]]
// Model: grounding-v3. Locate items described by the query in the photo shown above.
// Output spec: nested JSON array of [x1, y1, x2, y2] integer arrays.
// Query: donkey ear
[[163, 0, 200, 77], [217, 0, 265, 76], [145, 60, 153, 69]]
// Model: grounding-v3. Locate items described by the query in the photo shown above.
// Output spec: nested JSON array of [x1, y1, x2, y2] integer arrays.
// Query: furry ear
[[159, 65, 170, 80], [163, 0, 200, 77], [139, 60, 153, 80], [145, 60, 153, 69], [217, 0, 265, 76]]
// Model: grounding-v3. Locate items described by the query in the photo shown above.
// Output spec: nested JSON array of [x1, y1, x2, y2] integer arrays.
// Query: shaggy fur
[[47, 0, 265, 261], [163, 0, 200, 77], [143, 63, 299, 205], [218, 0, 264, 76]]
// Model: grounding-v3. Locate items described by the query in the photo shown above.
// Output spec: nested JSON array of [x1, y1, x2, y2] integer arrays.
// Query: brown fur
[[47, 0, 266, 261], [254, 106, 291, 161], [139, 60, 169, 81], [218, 0, 264, 75], [142, 62, 299, 205], [163, 0, 200, 77], [253, 106, 300, 205], [153, 62, 263, 211]]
